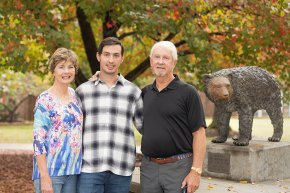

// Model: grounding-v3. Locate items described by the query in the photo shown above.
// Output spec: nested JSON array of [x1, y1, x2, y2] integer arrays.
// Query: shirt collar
[[94, 73, 125, 86], [151, 74, 180, 91]]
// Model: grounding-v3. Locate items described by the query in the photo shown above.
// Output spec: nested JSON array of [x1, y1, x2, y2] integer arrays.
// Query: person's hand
[[181, 171, 201, 193], [89, 71, 100, 81], [135, 153, 143, 167], [40, 174, 53, 193]]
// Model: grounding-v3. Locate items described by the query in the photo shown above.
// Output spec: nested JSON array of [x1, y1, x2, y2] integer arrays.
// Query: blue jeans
[[34, 175, 78, 193], [78, 171, 132, 193]]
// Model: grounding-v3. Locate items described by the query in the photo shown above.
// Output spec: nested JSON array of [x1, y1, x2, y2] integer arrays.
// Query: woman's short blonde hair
[[48, 48, 79, 73]]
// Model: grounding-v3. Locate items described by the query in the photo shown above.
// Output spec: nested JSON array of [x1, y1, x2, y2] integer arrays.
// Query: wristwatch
[[191, 167, 202, 175]]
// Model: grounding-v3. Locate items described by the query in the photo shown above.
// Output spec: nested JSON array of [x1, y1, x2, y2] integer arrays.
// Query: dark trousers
[[140, 156, 192, 193]]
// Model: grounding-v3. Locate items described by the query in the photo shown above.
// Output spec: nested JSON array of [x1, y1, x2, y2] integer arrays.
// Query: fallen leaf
[[208, 184, 215, 190]]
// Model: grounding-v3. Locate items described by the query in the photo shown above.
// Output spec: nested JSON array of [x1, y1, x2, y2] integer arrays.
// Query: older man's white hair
[[150, 41, 178, 61]]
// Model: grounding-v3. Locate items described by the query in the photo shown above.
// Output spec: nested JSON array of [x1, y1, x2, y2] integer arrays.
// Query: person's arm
[[133, 92, 143, 134], [181, 127, 206, 193], [33, 100, 53, 193], [36, 155, 53, 193]]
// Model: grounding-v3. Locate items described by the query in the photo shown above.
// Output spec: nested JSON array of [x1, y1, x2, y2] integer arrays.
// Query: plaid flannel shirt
[[76, 75, 143, 176]]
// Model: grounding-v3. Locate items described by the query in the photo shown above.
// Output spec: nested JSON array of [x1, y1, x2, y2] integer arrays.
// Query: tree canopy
[[0, 0, 289, 101]]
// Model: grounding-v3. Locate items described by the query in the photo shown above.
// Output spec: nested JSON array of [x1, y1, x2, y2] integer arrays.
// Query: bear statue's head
[[203, 74, 233, 103]]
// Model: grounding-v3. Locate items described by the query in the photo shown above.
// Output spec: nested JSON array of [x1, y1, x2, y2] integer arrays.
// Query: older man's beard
[[151, 68, 173, 77], [152, 71, 165, 77]]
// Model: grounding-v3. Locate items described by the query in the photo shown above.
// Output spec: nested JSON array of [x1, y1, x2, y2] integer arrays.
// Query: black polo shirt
[[141, 75, 206, 158]]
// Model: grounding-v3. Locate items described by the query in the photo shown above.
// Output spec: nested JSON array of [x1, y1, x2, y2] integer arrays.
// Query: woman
[[32, 48, 83, 193]]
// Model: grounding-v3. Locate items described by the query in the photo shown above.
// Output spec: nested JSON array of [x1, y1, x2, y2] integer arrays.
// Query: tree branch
[[175, 40, 186, 47], [125, 58, 150, 82], [118, 31, 137, 40], [0, 102, 12, 112], [148, 35, 159, 42], [164, 33, 177, 41], [208, 32, 229, 36], [62, 16, 77, 23], [179, 50, 194, 56], [11, 95, 31, 113]]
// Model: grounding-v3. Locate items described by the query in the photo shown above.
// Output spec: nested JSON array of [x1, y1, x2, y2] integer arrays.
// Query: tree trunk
[[75, 69, 87, 86], [5, 95, 31, 122], [102, 11, 119, 38], [75, 6, 120, 85], [76, 5, 99, 77], [7, 110, 13, 123]]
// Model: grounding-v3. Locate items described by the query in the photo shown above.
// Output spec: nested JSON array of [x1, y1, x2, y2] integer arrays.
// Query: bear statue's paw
[[232, 135, 239, 140], [233, 140, 249, 146], [268, 136, 281, 142], [212, 136, 227, 143], [232, 135, 252, 141]]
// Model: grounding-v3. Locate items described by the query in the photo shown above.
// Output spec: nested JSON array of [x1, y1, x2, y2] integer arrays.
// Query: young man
[[141, 41, 207, 193], [76, 37, 143, 193]]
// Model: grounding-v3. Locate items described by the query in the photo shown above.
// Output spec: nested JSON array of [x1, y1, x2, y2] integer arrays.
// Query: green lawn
[[208, 117, 290, 142], [0, 117, 289, 144], [0, 123, 33, 143]]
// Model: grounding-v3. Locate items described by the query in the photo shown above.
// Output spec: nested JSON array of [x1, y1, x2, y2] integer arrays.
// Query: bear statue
[[203, 66, 283, 146]]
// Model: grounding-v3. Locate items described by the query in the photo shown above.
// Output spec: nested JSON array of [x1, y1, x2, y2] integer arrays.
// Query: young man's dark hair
[[97, 37, 124, 56]]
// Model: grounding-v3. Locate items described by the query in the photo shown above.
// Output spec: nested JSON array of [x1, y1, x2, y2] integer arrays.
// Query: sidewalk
[[1, 144, 289, 193], [0, 143, 32, 151]]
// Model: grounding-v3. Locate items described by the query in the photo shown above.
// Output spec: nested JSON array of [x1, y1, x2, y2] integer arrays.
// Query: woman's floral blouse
[[32, 88, 83, 180]]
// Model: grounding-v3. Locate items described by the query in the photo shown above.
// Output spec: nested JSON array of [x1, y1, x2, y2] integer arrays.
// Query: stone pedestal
[[203, 140, 290, 182]]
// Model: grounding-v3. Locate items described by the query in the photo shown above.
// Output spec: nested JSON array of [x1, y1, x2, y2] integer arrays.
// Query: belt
[[145, 152, 192, 164]]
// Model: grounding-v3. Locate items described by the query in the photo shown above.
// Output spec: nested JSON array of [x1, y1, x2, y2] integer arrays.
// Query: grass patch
[[206, 117, 290, 141], [0, 123, 33, 143]]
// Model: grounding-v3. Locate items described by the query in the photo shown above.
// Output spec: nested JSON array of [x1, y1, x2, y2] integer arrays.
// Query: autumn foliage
[[0, 0, 289, 100]]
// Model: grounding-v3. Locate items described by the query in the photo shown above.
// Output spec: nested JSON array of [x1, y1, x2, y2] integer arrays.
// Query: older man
[[141, 41, 207, 193]]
